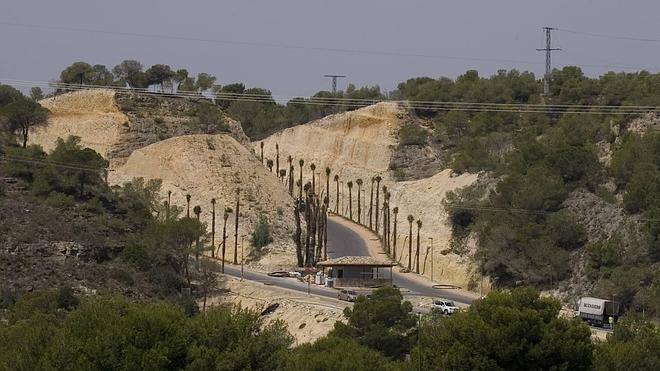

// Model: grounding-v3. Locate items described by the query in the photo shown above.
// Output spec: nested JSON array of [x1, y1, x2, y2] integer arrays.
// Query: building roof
[[317, 256, 396, 267]]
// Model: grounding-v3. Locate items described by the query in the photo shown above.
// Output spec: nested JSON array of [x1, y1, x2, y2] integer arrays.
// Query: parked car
[[431, 299, 459, 315], [337, 289, 358, 302], [267, 271, 289, 278]]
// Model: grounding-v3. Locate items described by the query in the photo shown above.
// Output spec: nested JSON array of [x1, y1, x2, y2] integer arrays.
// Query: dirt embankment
[[29, 90, 298, 270], [110, 134, 298, 269], [210, 275, 347, 344], [258, 103, 484, 291]]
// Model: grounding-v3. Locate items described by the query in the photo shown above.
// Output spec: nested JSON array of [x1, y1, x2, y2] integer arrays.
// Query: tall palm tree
[[384, 189, 390, 252], [416, 220, 423, 274], [186, 194, 191, 218], [289, 165, 295, 195], [310, 163, 316, 194], [369, 177, 375, 230], [374, 176, 382, 233], [323, 196, 329, 260], [221, 207, 232, 273], [266, 159, 274, 172], [356, 179, 363, 224], [325, 167, 331, 204], [347, 181, 353, 220], [193, 205, 202, 267], [334, 174, 340, 213], [407, 215, 414, 271], [303, 182, 312, 266], [234, 188, 240, 265], [260, 141, 264, 164], [275, 143, 280, 175], [167, 190, 172, 215], [392, 207, 399, 261], [210, 198, 216, 258], [298, 159, 304, 200], [287, 156, 294, 196]]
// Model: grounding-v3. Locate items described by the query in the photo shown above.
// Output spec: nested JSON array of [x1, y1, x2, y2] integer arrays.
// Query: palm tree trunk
[[375, 184, 380, 234], [294, 205, 303, 267], [393, 213, 398, 261], [416, 227, 421, 274], [335, 180, 339, 213], [234, 191, 240, 265], [348, 187, 353, 220], [357, 185, 361, 225], [221, 217, 228, 273], [408, 223, 413, 270], [211, 203, 216, 258], [369, 181, 374, 230]]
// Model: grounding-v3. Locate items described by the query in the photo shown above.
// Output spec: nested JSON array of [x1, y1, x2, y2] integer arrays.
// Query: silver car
[[337, 289, 358, 302]]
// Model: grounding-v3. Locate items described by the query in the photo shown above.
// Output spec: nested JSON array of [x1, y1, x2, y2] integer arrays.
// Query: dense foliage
[[412, 287, 593, 370], [0, 293, 292, 371]]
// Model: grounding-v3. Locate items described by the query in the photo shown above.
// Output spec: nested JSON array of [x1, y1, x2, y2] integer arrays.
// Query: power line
[[0, 20, 657, 71], [557, 28, 660, 43], [4, 79, 658, 115]]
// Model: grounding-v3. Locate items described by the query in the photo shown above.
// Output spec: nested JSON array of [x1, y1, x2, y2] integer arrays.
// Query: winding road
[[219, 214, 476, 305], [326, 216, 476, 305]]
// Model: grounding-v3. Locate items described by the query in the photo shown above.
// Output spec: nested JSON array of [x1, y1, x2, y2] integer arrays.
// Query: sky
[[1, 0, 658, 98]]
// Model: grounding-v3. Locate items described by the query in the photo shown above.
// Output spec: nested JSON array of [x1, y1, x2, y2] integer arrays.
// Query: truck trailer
[[577, 297, 620, 328]]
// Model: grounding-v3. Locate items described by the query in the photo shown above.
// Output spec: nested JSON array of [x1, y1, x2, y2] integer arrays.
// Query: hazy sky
[[1, 0, 658, 97]]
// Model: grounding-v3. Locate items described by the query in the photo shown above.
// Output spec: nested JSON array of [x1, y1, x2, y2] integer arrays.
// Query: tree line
[[2, 285, 658, 370]]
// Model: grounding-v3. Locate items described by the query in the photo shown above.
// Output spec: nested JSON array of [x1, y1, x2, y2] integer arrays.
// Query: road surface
[[326, 216, 476, 305], [207, 259, 339, 299]]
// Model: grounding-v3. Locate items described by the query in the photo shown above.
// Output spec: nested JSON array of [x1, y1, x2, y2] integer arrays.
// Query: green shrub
[[251, 214, 273, 249], [45, 192, 76, 208], [398, 124, 428, 146]]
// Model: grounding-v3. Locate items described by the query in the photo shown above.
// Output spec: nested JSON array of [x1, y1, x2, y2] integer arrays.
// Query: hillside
[[28, 90, 297, 270], [258, 102, 484, 290], [110, 134, 297, 269]]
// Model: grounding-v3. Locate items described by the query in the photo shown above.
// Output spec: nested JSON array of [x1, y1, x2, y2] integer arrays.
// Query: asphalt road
[[326, 217, 476, 305], [208, 259, 339, 299]]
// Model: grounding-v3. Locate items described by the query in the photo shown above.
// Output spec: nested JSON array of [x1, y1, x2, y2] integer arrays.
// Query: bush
[[251, 214, 273, 249], [398, 124, 428, 146]]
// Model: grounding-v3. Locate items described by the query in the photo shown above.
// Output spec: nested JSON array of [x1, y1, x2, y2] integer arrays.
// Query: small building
[[317, 256, 396, 288]]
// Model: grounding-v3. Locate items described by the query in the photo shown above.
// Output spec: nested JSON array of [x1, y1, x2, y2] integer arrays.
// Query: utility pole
[[323, 74, 345, 94], [536, 27, 560, 96]]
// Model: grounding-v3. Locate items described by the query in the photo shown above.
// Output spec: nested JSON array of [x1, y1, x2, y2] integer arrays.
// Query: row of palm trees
[[259, 142, 425, 274], [165, 189, 241, 274]]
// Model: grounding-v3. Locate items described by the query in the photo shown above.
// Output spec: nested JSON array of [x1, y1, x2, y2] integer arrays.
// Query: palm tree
[[323, 196, 329, 260], [186, 194, 191, 218], [369, 177, 375, 230], [310, 163, 316, 194], [221, 207, 232, 273], [407, 215, 414, 271], [266, 159, 274, 172], [289, 165, 295, 195], [287, 156, 294, 196], [275, 143, 280, 175], [384, 189, 390, 253], [392, 207, 399, 261], [325, 167, 331, 203], [234, 188, 240, 265], [210, 198, 216, 258], [334, 174, 340, 213], [374, 176, 382, 233], [193, 205, 202, 267], [167, 190, 172, 216], [260, 141, 264, 164], [347, 181, 353, 220], [298, 159, 304, 200], [416, 220, 423, 274], [356, 179, 363, 225], [279, 169, 287, 183]]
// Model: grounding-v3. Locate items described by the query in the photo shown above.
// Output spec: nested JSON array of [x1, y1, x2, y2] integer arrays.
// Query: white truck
[[577, 297, 620, 328], [431, 299, 459, 315]]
